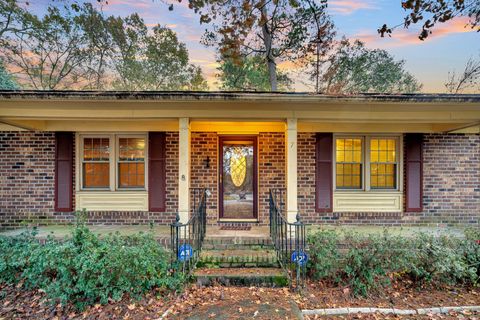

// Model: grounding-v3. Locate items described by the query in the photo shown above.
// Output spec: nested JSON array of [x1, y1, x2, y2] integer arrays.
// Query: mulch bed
[[1, 280, 479, 319]]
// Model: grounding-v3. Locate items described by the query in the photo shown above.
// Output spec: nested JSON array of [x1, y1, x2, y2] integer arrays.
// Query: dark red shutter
[[55, 132, 73, 212], [149, 132, 166, 212], [405, 133, 423, 212], [315, 133, 333, 213]]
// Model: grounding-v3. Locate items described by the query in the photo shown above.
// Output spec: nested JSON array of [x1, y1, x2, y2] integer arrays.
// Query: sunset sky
[[26, 0, 480, 92]]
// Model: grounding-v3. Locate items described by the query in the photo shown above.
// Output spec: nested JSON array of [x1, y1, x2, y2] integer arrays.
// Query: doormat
[[219, 225, 252, 231]]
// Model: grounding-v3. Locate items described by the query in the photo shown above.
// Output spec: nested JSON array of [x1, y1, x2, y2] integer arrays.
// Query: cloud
[[328, 0, 378, 15], [353, 16, 476, 48]]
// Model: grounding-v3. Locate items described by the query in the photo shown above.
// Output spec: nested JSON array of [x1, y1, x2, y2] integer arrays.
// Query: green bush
[[0, 218, 183, 310], [307, 229, 480, 296]]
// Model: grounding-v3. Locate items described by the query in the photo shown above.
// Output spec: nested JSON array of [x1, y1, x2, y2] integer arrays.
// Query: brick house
[[0, 91, 479, 230]]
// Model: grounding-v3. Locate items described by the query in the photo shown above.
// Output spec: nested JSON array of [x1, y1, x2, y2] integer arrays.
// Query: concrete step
[[202, 242, 274, 250], [194, 267, 289, 287], [202, 237, 274, 250], [199, 249, 278, 268]]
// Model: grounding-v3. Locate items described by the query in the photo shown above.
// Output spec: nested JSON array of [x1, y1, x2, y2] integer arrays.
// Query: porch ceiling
[[0, 91, 479, 133]]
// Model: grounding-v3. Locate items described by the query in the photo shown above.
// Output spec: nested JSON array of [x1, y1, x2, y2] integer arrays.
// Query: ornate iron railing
[[170, 188, 207, 274], [269, 188, 307, 289]]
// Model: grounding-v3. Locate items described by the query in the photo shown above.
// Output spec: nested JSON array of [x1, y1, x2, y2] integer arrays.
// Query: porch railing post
[[170, 187, 208, 276], [268, 187, 306, 290]]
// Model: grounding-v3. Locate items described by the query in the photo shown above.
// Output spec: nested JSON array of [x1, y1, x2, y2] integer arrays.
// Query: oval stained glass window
[[230, 147, 247, 187]]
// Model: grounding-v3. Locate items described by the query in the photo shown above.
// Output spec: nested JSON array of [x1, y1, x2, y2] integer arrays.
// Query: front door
[[219, 136, 258, 220]]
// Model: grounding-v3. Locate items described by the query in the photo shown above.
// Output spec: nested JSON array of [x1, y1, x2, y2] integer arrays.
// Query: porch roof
[[0, 90, 479, 133]]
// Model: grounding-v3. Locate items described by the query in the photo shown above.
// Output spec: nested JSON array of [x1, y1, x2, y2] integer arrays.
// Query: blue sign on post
[[178, 244, 193, 262], [291, 251, 308, 266]]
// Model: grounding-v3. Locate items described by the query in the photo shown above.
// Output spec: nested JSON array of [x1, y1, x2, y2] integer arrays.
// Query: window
[[118, 137, 145, 188], [334, 135, 400, 191], [370, 138, 397, 189], [82, 137, 110, 189], [335, 138, 363, 189], [80, 134, 147, 190]]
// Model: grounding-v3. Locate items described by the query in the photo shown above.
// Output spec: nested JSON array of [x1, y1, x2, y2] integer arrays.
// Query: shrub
[[0, 218, 183, 310], [307, 229, 480, 296], [0, 228, 40, 284], [307, 229, 340, 281]]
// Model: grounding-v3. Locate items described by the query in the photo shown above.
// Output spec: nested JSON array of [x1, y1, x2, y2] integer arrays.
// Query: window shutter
[[148, 132, 166, 212], [316, 133, 333, 213], [55, 132, 73, 212], [405, 133, 423, 212]]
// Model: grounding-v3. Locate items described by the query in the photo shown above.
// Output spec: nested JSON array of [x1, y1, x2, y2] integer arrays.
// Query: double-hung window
[[334, 135, 399, 191], [82, 137, 110, 189], [80, 134, 147, 190], [118, 137, 146, 189]]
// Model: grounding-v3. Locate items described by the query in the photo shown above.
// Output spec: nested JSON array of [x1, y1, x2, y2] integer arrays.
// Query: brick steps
[[198, 249, 278, 268], [194, 267, 288, 287], [195, 236, 287, 287]]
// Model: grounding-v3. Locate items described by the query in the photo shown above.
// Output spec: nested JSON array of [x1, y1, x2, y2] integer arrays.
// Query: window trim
[[334, 136, 365, 190], [367, 136, 400, 190], [77, 133, 148, 192], [116, 134, 148, 190], [79, 134, 112, 191], [333, 134, 402, 192]]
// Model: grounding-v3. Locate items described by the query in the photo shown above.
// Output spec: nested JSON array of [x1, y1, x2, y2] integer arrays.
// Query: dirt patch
[[166, 285, 301, 319]]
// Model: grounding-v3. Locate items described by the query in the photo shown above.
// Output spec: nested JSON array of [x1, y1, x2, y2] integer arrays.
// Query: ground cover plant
[[0, 212, 183, 310], [307, 228, 480, 296]]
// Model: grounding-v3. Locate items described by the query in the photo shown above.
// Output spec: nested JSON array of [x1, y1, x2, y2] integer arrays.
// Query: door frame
[[218, 135, 258, 220]]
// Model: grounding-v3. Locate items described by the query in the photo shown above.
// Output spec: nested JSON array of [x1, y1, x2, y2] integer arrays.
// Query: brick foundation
[[1, 131, 478, 229]]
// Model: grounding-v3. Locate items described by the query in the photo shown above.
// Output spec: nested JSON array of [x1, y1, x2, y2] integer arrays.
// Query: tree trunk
[[261, 8, 277, 92]]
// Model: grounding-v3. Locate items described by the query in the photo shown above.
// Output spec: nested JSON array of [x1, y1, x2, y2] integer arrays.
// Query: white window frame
[[79, 134, 113, 191], [116, 134, 148, 190], [333, 135, 365, 190], [77, 133, 148, 192], [333, 134, 402, 192]]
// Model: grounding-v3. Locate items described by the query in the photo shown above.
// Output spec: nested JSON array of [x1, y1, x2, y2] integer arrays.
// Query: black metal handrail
[[269, 188, 307, 289], [170, 187, 207, 274]]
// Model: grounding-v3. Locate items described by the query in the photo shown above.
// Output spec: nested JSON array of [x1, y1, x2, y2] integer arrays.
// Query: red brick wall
[[258, 132, 286, 224], [0, 132, 57, 228], [1, 131, 478, 229], [297, 133, 480, 226], [0, 131, 179, 229], [190, 132, 218, 224]]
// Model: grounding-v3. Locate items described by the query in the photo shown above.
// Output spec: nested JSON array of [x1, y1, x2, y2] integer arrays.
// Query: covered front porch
[[1, 92, 478, 230]]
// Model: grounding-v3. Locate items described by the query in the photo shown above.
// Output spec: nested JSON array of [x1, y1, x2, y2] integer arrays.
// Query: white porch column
[[285, 118, 298, 223], [178, 117, 191, 223]]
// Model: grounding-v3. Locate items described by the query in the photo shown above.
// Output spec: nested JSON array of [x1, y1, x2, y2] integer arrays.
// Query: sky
[[25, 0, 480, 93]]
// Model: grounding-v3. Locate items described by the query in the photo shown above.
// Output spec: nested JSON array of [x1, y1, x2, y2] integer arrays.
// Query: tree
[[1, 4, 89, 89], [187, 0, 334, 91], [218, 55, 291, 91], [0, 59, 19, 89], [445, 56, 480, 93], [0, 0, 36, 41], [320, 39, 422, 94], [0, 2, 209, 91], [379, 0, 479, 40], [75, 3, 114, 90], [107, 14, 208, 90]]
